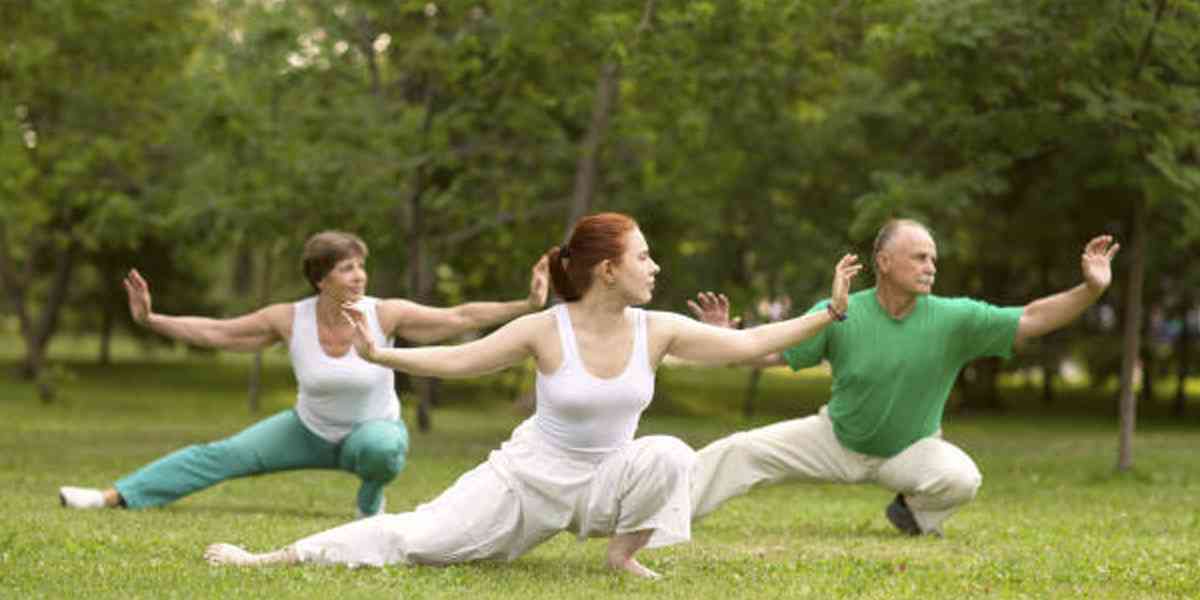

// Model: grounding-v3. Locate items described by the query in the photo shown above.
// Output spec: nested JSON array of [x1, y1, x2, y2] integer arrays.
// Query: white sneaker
[[59, 486, 107, 509], [356, 497, 385, 519]]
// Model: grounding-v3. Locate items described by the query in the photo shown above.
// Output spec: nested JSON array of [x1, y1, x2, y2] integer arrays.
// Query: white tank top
[[533, 304, 655, 454], [291, 296, 399, 442]]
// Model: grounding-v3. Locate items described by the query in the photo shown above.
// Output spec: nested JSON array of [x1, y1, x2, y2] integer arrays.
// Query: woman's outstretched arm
[[345, 305, 541, 378], [125, 268, 286, 352], [656, 254, 860, 365]]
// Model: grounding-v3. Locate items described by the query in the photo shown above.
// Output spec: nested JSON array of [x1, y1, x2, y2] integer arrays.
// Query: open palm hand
[[1081, 235, 1119, 291]]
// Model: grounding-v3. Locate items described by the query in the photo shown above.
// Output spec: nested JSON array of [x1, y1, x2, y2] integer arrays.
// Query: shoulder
[[850, 288, 875, 302], [645, 309, 689, 327], [373, 297, 420, 330], [375, 297, 416, 316], [923, 295, 1019, 328], [644, 310, 693, 339], [515, 306, 558, 328], [499, 307, 558, 347], [842, 289, 875, 310], [258, 303, 295, 335], [260, 302, 295, 320], [926, 294, 988, 312]]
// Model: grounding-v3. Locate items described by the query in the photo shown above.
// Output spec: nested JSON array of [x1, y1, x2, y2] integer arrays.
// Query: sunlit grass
[[1, 343, 1198, 598]]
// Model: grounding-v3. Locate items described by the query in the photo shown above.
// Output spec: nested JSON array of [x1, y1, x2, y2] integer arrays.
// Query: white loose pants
[[691, 406, 981, 533], [290, 419, 696, 567]]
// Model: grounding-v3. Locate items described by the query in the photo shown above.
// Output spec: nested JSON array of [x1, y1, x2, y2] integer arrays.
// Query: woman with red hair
[[205, 213, 861, 578]]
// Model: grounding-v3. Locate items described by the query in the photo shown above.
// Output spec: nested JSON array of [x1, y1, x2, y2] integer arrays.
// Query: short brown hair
[[302, 231, 368, 292]]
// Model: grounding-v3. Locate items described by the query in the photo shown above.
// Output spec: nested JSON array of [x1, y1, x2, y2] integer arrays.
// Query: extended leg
[[113, 410, 335, 509], [209, 462, 525, 568], [691, 409, 863, 520]]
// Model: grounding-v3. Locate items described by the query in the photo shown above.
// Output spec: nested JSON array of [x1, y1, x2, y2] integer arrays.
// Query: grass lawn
[[0, 354, 1197, 599]]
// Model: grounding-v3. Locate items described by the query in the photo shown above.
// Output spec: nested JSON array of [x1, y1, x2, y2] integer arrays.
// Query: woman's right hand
[[123, 269, 152, 326], [342, 304, 378, 362]]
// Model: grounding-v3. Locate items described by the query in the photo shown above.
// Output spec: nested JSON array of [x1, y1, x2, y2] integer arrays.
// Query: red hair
[[548, 213, 638, 302]]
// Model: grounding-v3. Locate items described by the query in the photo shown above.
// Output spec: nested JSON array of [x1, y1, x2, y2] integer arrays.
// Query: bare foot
[[606, 556, 661, 579], [205, 543, 261, 566], [205, 543, 301, 568]]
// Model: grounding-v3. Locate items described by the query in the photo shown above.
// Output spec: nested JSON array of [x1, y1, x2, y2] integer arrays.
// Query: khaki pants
[[691, 406, 981, 533]]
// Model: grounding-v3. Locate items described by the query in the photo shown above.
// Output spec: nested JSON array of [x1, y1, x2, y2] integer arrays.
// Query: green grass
[[1, 355, 1198, 599]]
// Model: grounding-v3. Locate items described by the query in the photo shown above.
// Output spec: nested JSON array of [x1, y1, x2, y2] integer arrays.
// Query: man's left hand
[[1081, 235, 1120, 291]]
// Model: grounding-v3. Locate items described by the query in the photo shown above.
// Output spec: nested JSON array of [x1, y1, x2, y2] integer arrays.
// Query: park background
[[1, 1, 1198, 598]]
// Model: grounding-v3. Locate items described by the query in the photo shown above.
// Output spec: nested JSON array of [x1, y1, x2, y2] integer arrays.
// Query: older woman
[[205, 214, 860, 577], [60, 230, 548, 517]]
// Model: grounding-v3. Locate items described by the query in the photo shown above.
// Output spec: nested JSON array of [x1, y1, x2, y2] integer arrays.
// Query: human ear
[[601, 259, 617, 286]]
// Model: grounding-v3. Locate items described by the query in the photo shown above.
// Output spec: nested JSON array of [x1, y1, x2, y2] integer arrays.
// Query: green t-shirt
[[782, 288, 1023, 457]]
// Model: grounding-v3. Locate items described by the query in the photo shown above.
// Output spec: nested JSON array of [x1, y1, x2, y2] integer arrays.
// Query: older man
[[689, 219, 1119, 535]]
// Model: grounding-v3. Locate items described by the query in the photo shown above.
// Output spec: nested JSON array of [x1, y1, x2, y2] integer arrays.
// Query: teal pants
[[114, 409, 408, 515]]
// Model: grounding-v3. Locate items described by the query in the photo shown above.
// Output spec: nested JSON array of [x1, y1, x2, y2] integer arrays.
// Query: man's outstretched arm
[[1015, 235, 1120, 345]]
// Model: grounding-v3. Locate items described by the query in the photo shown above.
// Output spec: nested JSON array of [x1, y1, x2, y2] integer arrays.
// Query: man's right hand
[[123, 269, 152, 326], [687, 292, 742, 329]]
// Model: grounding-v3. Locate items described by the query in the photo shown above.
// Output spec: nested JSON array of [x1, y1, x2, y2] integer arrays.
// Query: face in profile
[[610, 228, 660, 305]]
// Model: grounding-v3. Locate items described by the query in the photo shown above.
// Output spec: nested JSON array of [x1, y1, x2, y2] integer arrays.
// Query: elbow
[[1016, 316, 1046, 344]]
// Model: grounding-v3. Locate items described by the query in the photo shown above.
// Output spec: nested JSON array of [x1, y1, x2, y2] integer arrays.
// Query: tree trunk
[[1173, 297, 1191, 418], [1117, 199, 1146, 472], [1039, 260, 1055, 405], [563, 0, 656, 234], [565, 62, 619, 231], [981, 358, 1001, 411], [1041, 358, 1055, 405], [247, 243, 276, 414], [1141, 346, 1156, 405], [98, 305, 114, 366], [21, 239, 79, 402], [409, 238, 440, 432], [232, 238, 254, 297], [404, 90, 440, 433]]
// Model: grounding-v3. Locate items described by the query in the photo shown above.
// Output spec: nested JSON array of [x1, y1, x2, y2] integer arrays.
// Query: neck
[[315, 293, 350, 327], [874, 282, 919, 319], [570, 290, 629, 331]]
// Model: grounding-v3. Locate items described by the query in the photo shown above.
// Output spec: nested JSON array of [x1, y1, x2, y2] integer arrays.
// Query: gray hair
[[873, 219, 932, 256]]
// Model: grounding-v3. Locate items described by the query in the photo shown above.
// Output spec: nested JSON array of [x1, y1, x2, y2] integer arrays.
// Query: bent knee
[[357, 444, 407, 481], [640, 436, 697, 473], [942, 467, 982, 505]]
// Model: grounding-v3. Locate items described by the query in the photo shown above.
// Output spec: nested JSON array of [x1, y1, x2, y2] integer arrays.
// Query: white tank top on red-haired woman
[[533, 304, 654, 455]]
